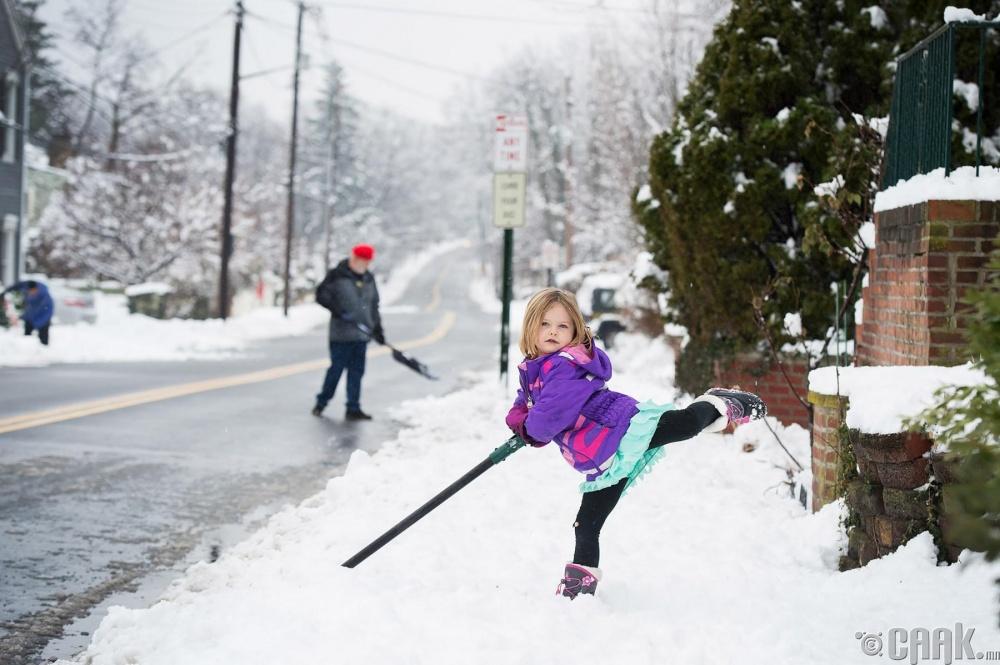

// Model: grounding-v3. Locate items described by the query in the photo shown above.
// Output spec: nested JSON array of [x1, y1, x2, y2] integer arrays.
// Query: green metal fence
[[884, 21, 995, 189]]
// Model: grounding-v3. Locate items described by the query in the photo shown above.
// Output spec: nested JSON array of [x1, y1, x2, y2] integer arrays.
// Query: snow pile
[[60, 340, 1000, 665], [808, 364, 991, 433], [0, 293, 331, 367], [0, 241, 470, 367], [874, 166, 1000, 212]]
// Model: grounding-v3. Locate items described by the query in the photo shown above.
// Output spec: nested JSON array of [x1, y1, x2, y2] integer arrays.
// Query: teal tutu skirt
[[578, 400, 673, 494]]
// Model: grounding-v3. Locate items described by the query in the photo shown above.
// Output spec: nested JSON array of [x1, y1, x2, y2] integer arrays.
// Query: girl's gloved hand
[[505, 404, 546, 447]]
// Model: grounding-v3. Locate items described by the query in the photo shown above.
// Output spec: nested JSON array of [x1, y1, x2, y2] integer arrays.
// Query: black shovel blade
[[392, 349, 438, 380]]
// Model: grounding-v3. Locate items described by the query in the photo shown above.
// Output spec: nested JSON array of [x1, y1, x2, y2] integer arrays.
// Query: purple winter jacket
[[506, 344, 639, 481]]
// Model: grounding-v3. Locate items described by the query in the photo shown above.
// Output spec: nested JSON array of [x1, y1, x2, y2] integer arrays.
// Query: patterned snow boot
[[694, 388, 767, 432], [556, 563, 601, 599]]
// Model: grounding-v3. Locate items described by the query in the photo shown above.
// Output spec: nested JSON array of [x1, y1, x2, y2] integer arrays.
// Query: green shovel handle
[[489, 435, 528, 464]]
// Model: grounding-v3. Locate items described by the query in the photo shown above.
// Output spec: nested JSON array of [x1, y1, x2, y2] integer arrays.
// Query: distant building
[[0, 0, 28, 285]]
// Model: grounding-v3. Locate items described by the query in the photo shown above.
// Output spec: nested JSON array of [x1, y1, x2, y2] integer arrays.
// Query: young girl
[[505, 288, 766, 599]]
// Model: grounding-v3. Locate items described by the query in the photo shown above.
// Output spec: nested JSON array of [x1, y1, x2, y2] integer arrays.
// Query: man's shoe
[[311, 404, 324, 417], [345, 409, 373, 421]]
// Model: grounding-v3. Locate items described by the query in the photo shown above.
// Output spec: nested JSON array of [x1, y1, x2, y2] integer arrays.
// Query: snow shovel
[[352, 320, 438, 381], [342, 435, 527, 568]]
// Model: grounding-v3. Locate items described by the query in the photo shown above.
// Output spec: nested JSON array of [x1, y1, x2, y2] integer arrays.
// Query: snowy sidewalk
[[60, 337, 1000, 665]]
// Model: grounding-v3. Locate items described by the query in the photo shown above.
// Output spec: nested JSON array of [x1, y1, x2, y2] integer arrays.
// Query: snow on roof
[[874, 166, 1000, 213], [809, 363, 990, 433]]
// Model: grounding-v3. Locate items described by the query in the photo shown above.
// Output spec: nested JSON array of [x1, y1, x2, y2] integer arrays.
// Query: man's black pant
[[24, 321, 50, 346], [316, 340, 367, 411], [572, 400, 721, 567]]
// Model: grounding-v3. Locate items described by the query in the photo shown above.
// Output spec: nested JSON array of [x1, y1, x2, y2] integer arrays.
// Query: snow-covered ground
[[58, 336, 1000, 665], [0, 241, 468, 368], [0, 294, 331, 367]]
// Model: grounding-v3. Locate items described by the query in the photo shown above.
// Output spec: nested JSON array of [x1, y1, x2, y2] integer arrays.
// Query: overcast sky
[[39, 0, 656, 127]]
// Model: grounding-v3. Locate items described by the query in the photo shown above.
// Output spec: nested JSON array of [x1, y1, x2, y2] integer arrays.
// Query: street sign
[[493, 172, 526, 228], [493, 113, 528, 386], [494, 114, 528, 172]]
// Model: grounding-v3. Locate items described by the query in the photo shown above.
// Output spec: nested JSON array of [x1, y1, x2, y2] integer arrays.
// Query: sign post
[[493, 114, 528, 384], [541, 239, 559, 287]]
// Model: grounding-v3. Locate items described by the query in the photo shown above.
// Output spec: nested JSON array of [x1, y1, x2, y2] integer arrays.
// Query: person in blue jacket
[[2, 280, 54, 345]]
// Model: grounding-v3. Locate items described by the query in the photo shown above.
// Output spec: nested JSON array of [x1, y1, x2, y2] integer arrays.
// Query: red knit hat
[[352, 243, 375, 260]]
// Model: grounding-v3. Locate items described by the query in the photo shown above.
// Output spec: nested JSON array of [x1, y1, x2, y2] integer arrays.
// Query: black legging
[[572, 400, 720, 567]]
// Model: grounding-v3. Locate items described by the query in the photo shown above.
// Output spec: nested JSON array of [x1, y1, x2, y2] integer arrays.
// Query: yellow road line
[[423, 269, 446, 313], [0, 311, 456, 436]]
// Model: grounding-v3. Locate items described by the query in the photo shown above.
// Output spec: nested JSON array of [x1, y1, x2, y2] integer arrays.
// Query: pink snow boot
[[556, 563, 601, 599], [693, 387, 767, 432]]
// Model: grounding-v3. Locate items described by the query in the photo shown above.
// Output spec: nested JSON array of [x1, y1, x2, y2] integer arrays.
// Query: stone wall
[[809, 389, 972, 569], [841, 431, 933, 569], [856, 200, 999, 366]]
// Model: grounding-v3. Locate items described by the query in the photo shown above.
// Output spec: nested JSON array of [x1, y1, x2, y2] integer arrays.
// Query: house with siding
[[0, 0, 28, 286]]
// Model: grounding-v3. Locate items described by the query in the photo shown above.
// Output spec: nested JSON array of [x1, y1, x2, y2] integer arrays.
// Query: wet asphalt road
[[0, 247, 499, 664]]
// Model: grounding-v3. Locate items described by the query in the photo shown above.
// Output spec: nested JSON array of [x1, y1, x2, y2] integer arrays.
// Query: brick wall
[[808, 391, 847, 512], [856, 200, 1000, 366], [713, 353, 810, 428]]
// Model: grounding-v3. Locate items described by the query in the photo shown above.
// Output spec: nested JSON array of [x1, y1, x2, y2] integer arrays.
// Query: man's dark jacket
[[315, 259, 382, 343], [4, 281, 54, 328]]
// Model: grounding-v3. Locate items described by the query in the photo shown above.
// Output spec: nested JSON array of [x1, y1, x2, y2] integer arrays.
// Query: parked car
[[48, 283, 97, 325], [558, 267, 628, 349]]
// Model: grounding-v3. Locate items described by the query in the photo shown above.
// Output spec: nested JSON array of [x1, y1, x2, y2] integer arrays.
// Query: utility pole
[[563, 75, 574, 268], [283, 0, 305, 316], [321, 83, 339, 273], [219, 0, 243, 320]]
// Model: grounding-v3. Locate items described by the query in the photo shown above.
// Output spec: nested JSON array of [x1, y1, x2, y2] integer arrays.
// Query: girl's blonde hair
[[519, 287, 593, 358]]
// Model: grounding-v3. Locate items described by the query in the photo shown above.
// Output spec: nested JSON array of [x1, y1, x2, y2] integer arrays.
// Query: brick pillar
[[857, 200, 999, 366], [807, 391, 848, 512]]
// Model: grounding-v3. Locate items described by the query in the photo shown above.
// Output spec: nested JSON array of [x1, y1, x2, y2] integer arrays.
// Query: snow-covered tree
[[639, 0, 1000, 393], [12, 0, 75, 160]]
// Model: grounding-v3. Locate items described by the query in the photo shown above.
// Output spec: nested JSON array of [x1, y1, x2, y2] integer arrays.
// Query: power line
[[301, 8, 445, 107], [330, 37, 486, 80], [336, 59, 447, 103], [145, 11, 232, 59], [305, 1, 592, 26], [241, 63, 299, 80], [244, 10, 485, 80]]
